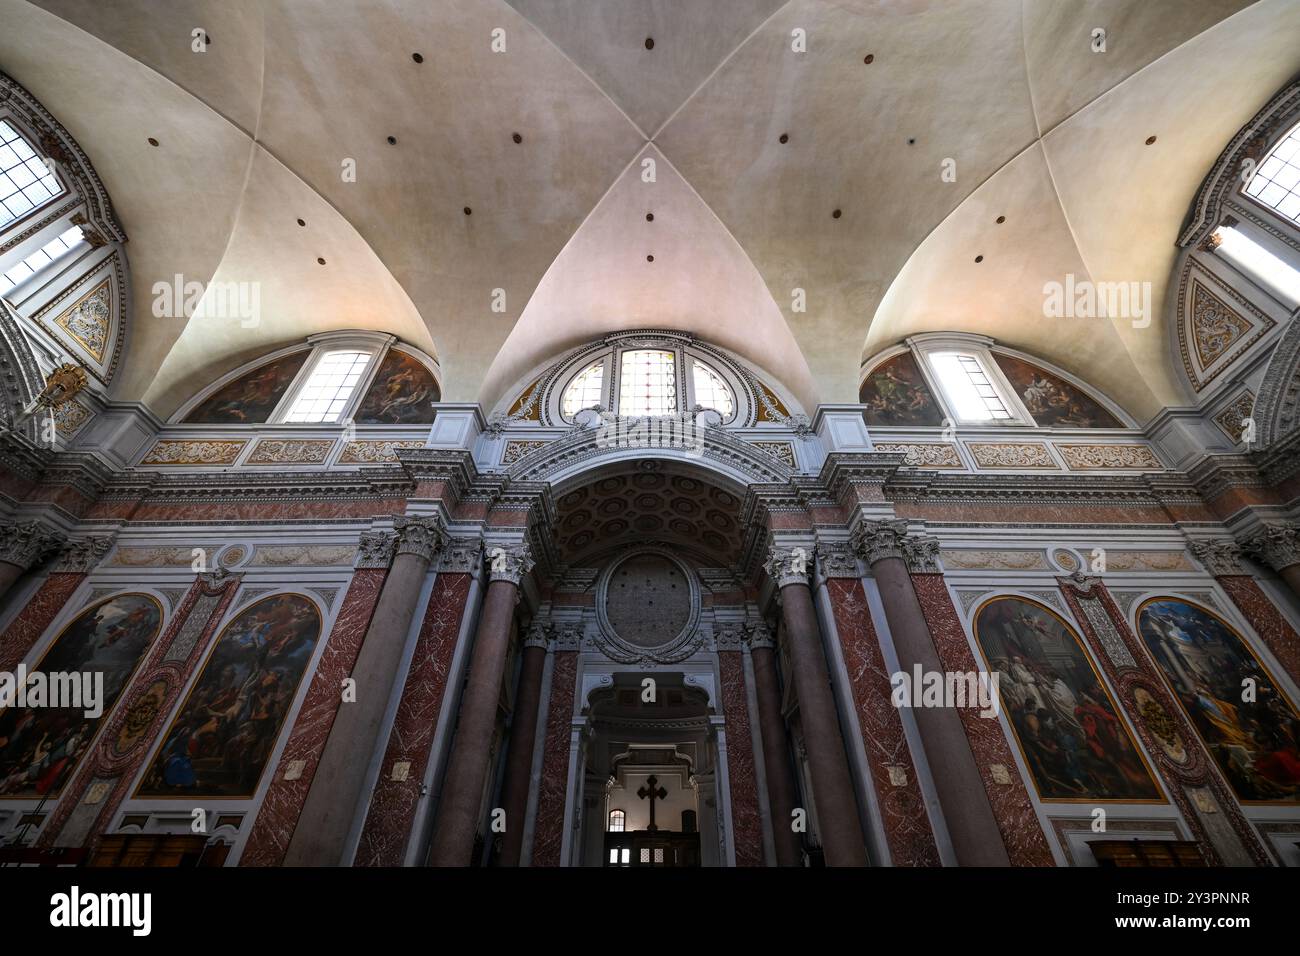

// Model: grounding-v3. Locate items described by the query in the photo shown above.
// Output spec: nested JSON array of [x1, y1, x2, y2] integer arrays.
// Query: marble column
[[428, 542, 534, 866], [496, 621, 549, 866], [0, 519, 64, 604], [764, 546, 868, 866], [852, 519, 1010, 866], [1241, 523, 1300, 602], [747, 621, 804, 867], [285, 515, 445, 866]]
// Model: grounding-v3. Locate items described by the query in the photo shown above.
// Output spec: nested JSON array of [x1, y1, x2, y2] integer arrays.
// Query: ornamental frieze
[[140, 439, 246, 466]]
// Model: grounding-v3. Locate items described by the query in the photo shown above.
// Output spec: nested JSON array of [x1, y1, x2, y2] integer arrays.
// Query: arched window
[[618, 349, 677, 416], [283, 349, 373, 423], [0, 119, 63, 229], [560, 360, 605, 418], [1245, 120, 1300, 225], [691, 359, 734, 418], [608, 809, 626, 832], [928, 351, 1013, 422]]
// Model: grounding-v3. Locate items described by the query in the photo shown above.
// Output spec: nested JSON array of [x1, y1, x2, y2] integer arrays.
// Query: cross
[[637, 775, 668, 832]]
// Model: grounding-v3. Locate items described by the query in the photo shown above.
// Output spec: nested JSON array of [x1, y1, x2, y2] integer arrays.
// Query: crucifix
[[637, 775, 668, 832]]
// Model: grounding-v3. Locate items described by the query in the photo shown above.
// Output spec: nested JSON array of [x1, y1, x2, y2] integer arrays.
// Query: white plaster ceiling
[[2, 0, 1296, 421]]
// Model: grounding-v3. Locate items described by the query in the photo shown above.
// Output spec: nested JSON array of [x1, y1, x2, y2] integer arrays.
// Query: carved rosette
[[1241, 523, 1300, 572], [487, 541, 534, 585], [901, 535, 942, 573], [764, 545, 811, 588], [1189, 539, 1244, 576], [849, 518, 910, 566], [747, 620, 775, 650], [354, 530, 398, 569], [51, 534, 114, 573], [393, 515, 447, 564], [0, 520, 65, 570]]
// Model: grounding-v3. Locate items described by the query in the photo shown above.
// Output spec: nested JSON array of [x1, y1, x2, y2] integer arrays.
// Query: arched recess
[[169, 332, 441, 427]]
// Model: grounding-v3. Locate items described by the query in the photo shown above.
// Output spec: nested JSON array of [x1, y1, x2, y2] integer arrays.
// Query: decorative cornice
[[1240, 523, 1300, 572], [51, 533, 115, 573], [1188, 539, 1244, 576], [487, 541, 534, 585], [764, 545, 811, 588], [849, 518, 910, 566], [393, 514, 447, 563], [0, 519, 65, 570], [354, 530, 397, 569]]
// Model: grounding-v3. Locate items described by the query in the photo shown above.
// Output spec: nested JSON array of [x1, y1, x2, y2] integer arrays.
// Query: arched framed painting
[[135, 593, 322, 799], [0, 593, 163, 798], [973, 595, 1162, 803], [1136, 597, 1300, 804]]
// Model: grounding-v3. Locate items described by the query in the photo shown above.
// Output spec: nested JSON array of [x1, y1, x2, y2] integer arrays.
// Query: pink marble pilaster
[[1216, 575, 1300, 685], [530, 651, 577, 867], [825, 577, 941, 866], [241, 567, 388, 866], [718, 650, 763, 867], [0, 572, 85, 673], [355, 572, 473, 866]]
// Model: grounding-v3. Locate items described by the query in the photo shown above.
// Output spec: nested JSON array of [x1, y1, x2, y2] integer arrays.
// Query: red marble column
[[285, 516, 444, 865], [718, 645, 764, 867], [748, 626, 803, 867], [766, 547, 868, 866], [853, 522, 1010, 866], [1058, 574, 1270, 866], [530, 649, 577, 867], [355, 570, 474, 866], [427, 543, 532, 866], [909, 573, 1056, 866], [240, 565, 389, 866], [39, 571, 241, 849], [495, 625, 549, 867], [0, 572, 85, 673], [822, 575, 940, 866]]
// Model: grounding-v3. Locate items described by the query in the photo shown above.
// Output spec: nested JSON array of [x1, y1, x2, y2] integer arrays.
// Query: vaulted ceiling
[[3, 0, 1298, 422]]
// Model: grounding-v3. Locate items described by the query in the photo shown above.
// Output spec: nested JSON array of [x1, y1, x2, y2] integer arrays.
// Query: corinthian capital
[[1189, 539, 1243, 576], [354, 530, 397, 569], [850, 518, 910, 566], [52, 534, 115, 573], [487, 541, 534, 585], [393, 515, 447, 563], [0, 520, 65, 570], [1241, 524, 1300, 573], [901, 535, 942, 573], [764, 545, 811, 588]]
